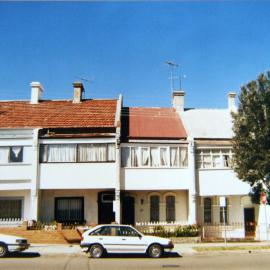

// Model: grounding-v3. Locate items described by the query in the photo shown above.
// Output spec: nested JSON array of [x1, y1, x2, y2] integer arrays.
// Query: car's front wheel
[[0, 244, 8, 258], [89, 244, 104, 258], [148, 244, 163, 258]]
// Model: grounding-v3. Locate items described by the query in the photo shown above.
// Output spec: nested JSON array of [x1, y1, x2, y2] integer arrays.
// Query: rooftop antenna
[[75, 76, 94, 99], [165, 61, 179, 92]]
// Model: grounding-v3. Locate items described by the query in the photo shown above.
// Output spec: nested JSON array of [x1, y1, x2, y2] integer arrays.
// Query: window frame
[[40, 143, 116, 163], [165, 195, 176, 223]]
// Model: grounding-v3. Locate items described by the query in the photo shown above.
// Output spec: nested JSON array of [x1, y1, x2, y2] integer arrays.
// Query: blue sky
[[0, 1, 270, 108]]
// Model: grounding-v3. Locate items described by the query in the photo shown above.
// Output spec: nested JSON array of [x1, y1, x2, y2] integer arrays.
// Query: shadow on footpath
[[4, 252, 41, 258], [100, 251, 182, 259]]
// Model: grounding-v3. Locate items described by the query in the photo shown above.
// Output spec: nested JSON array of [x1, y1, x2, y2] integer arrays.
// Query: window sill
[[0, 163, 31, 166], [197, 168, 233, 171], [122, 167, 188, 169]]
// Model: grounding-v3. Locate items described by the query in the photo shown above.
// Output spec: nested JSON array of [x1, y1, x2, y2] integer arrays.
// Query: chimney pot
[[172, 90, 185, 112], [228, 92, 237, 112], [73, 82, 84, 103], [30, 82, 43, 104]]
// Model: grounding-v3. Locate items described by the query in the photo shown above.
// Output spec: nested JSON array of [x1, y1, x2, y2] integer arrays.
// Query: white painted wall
[[198, 169, 251, 196], [40, 189, 100, 223], [121, 168, 192, 190], [0, 190, 31, 220], [40, 163, 116, 189]]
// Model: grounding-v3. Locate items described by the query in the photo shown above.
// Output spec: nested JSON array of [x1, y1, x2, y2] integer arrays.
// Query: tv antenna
[[165, 61, 179, 92], [75, 76, 94, 99]]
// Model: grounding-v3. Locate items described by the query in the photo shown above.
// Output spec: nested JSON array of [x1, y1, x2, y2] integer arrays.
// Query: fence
[[0, 218, 24, 227]]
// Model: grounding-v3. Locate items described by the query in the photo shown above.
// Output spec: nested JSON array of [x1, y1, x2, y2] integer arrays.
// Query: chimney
[[172, 90, 185, 112], [228, 92, 237, 112], [30, 82, 43, 104], [73, 82, 84, 103]]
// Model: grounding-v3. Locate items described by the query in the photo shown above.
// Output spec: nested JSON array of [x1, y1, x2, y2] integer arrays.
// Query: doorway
[[122, 196, 135, 225], [244, 208, 255, 237], [98, 191, 115, 224]]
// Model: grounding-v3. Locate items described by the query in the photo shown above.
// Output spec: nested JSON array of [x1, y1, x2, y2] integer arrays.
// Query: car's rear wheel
[[89, 244, 104, 258], [0, 244, 8, 258], [148, 244, 163, 258]]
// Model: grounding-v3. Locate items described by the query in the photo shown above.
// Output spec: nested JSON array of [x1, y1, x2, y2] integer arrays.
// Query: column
[[114, 135, 121, 224], [188, 138, 196, 224]]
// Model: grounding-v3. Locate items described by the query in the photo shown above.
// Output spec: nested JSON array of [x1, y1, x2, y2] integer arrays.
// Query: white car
[[80, 224, 174, 258], [0, 234, 30, 257]]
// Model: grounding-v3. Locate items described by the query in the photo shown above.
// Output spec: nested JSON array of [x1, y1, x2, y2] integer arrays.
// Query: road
[[0, 251, 270, 270]]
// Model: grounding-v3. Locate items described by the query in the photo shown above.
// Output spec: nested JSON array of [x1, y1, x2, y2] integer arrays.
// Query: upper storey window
[[121, 146, 188, 168], [40, 143, 115, 163], [0, 146, 24, 164], [196, 148, 233, 169]]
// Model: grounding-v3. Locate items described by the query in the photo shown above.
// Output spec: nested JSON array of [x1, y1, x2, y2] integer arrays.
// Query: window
[[0, 146, 24, 164], [40, 143, 115, 163], [166, 196, 175, 222], [220, 198, 229, 224], [121, 146, 188, 168], [196, 148, 234, 169], [120, 226, 140, 237], [55, 197, 84, 223], [0, 199, 22, 219], [204, 197, 212, 224], [150, 195, 160, 222]]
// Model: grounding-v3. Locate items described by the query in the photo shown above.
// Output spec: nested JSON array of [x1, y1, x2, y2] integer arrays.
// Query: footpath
[[26, 241, 270, 257]]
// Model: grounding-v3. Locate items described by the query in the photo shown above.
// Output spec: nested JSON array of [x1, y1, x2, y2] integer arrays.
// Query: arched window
[[150, 195, 160, 222], [204, 197, 212, 224], [166, 196, 175, 222]]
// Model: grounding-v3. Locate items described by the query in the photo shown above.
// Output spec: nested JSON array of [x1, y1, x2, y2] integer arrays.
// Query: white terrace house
[[0, 82, 123, 226], [120, 94, 196, 227], [181, 92, 270, 240]]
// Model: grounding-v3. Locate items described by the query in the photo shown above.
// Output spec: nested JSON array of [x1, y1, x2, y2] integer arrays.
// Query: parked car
[[80, 224, 174, 258], [0, 234, 30, 257]]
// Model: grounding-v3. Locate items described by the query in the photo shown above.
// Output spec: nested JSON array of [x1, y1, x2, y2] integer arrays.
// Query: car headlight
[[16, 239, 27, 244]]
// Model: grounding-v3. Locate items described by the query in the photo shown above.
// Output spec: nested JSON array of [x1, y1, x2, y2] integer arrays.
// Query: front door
[[98, 192, 115, 224], [122, 196, 135, 225], [244, 208, 255, 237]]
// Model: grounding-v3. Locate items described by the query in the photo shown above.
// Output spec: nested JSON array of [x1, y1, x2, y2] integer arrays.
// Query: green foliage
[[232, 71, 270, 203], [142, 225, 199, 237]]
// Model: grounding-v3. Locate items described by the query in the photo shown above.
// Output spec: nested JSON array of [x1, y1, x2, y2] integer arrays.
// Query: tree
[[232, 71, 270, 204]]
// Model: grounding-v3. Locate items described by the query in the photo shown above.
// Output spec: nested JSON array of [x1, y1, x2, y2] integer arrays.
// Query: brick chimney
[[30, 82, 43, 104], [172, 90, 185, 112], [73, 82, 84, 103], [228, 92, 237, 112]]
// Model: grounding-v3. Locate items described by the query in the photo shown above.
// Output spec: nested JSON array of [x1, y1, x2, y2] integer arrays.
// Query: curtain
[[121, 147, 130, 167], [48, 144, 76, 162], [131, 147, 139, 167], [108, 144, 115, 161], [10, 146, 23, 162], [150, 148, 159, 167], [160, 148, 168, 166], [180, 148, 188, 167], [0, 147, 9, 164], [202, 154, 211, 168], [141, 148, 149, 166], [170, 147, 179, 167]]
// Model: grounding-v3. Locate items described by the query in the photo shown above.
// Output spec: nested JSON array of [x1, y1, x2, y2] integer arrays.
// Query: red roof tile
[[125, 107, 187, 139], [0, 99, 117, 128]]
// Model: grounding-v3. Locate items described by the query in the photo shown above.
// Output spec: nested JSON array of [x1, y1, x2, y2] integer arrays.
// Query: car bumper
[[163, 243, 174, 250], [8, 243, 30, 252], [80, 243, 90, 252]]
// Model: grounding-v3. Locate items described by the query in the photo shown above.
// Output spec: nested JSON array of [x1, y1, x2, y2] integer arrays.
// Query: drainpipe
[[30, 128, 40, 221], [188, 137, 197, 224], [114, 94, 123, 224]]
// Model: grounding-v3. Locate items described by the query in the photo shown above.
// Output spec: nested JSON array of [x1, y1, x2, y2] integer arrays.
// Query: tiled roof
[[0, 99, 117, 128], [123, 107, 187, 139]]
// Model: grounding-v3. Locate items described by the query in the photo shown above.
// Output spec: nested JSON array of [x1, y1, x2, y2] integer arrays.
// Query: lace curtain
[[141, 148, 149, 166], [150, 148, 159, 167], [48, 144, 77, 162]]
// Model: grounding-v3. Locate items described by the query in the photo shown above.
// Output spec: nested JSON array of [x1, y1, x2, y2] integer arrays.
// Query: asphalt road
[[0, 251, 270, 270]]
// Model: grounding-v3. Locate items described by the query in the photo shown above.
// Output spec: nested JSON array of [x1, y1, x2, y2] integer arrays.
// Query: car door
[[118, 226, 147, 254]]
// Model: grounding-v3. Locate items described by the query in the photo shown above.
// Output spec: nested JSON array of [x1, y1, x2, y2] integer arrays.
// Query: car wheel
[[148, 244, 163, 258], [0, 244, 8, 258], [89, 244, 104, 258]]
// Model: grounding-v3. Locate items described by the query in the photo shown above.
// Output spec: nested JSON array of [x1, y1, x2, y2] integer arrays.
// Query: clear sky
[[0, 1, 270, 108]]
